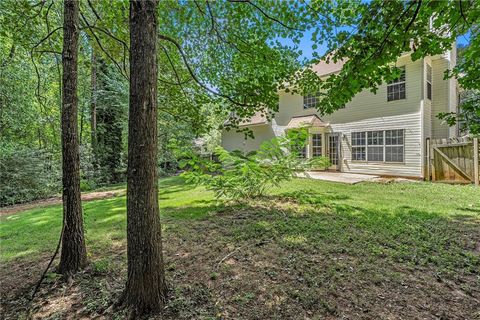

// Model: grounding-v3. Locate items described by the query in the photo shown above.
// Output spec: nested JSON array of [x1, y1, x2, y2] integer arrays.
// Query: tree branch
[[31, 26, 62, 50], [158, 34, 251, 107], [159, 45, 193, 101], [228, 0, 304, 31], [402, 0, 422, 48], [79, 11, 129, 80]]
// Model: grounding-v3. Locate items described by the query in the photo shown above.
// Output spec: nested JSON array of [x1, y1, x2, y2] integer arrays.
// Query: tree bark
[[122, 0, 167, 314], [59, 0, 87, 275]]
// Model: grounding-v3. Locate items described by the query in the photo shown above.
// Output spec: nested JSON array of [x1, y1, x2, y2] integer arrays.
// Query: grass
[[1, 176, 479, 319]]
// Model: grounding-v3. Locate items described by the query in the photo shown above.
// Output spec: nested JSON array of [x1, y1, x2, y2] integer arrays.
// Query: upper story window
[[387, 67, 406, 101], [303, 93, 320, 109], [426, 64, 432, 100]]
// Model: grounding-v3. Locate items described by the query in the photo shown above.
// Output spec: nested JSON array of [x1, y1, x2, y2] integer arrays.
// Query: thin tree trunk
[[90, 50, 97, 164], [59, 0, 87, 275], [79, 101, 85, 145], [122, 0, 167, 314]]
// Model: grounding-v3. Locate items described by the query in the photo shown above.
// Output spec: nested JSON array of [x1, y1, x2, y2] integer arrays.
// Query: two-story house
[[221, 48, 459, 179]]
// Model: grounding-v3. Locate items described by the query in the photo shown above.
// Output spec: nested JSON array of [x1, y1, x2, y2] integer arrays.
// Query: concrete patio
[[298, 171, 379, 184]]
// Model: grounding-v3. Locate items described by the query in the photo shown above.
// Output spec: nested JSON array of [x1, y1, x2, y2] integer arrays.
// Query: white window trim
[[351, 130, 405, 164], [303, 93, 320, 109], [387, 67, 406, 102], [311, 133, 322, 157], [426, 64, 432, 101]]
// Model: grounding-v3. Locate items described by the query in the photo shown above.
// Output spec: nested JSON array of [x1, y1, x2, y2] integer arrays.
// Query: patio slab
[[298, 171, 379, 184]]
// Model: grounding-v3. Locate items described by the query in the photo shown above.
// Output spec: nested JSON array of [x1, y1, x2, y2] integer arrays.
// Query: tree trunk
[[122, 0, 167, 314], [90, 50, 97, 165], [59, 0, 87, 275]]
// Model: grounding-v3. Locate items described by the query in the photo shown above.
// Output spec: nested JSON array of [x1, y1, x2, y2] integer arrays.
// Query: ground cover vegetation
[[1, 177, 479, 319]]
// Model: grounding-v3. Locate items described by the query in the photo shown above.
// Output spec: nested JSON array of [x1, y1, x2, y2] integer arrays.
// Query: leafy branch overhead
[[299, 0, 479, 113]]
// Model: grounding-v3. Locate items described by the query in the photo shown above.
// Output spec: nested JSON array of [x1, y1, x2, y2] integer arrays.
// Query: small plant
[[181, 130, 330, 200]]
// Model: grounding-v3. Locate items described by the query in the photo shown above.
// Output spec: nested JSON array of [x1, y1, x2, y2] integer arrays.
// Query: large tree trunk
[[122, 0, 167, 314], [59, 0, 87, 275]]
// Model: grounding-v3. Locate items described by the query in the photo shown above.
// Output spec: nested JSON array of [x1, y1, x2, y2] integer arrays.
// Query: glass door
[[327, 134, 340, 170]]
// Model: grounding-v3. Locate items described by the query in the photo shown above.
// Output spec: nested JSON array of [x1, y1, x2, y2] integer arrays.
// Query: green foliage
[[94, 59, 128, 183], [296, 0, 479, 116], [181, 133, 330, 200], [0, 145, 60, 206], [438, 90, 480, 136]]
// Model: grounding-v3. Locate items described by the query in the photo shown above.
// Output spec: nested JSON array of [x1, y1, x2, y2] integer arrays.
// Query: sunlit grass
[[1, 176, 479, 268]]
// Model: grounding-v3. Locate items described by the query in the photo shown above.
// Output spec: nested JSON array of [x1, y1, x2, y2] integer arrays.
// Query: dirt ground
[[0, 190, 126, 216], [1, 201, 479, 320]]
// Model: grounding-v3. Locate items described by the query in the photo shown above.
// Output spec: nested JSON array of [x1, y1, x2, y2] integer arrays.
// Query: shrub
[[0, 146, 61, 206], [181, 132, 330, 200]]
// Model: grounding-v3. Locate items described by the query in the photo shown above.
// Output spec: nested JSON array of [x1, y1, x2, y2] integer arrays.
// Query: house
[[221, 47, 459, 179]]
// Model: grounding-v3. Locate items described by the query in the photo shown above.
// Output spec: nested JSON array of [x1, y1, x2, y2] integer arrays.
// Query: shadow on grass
[[457, 207, 480, 213], [1, 187, 479, 320]]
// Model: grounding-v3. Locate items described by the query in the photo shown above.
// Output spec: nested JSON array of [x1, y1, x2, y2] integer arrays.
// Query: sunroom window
[[351, 132, 366, 161], [351, 130, 404, 163], [367, 131, 384, 161]]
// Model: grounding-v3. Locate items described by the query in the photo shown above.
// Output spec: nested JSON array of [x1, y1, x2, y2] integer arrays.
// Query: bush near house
[[181, 130, 330, 199]]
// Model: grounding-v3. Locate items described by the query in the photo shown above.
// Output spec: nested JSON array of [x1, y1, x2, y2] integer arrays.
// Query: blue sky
[[281, 31, 471, 61]]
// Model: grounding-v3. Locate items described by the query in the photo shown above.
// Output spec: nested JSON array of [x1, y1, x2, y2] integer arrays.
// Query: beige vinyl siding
[[422, 100, 432, 140], [422, 99, 432, 178], [421, 58, 432, 178], [275, 56, 424, 177], [221, 125, 275, 153], [277, 56, 422, 126], [431, 58, 450, 139], [330, 112, 422, 177]]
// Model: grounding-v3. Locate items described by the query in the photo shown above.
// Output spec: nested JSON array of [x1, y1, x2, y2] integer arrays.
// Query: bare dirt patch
[[0, 190, 126, 216]]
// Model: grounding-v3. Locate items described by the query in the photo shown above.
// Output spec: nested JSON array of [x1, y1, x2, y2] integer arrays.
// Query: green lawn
[[1, 177, 479, 319]]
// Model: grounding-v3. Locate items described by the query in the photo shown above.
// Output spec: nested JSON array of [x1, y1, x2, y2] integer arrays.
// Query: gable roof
[[286, 114, 328, 129], [238, 112, 268, 127], [311, 58, 346, 77]]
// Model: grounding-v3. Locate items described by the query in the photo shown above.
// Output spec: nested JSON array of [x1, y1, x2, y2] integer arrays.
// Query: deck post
[[474, 137, 479, 186]]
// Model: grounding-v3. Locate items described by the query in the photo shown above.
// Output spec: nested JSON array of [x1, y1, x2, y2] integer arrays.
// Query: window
[[351, 132, 366, 161], [351, 130, 404, 163], [426, 64, 432, 100], [387, 67, 406, 101], [312, 134, 322, 157], [367, 131, 383, 161], [385, 129, 404, 162], [303, 93, 320, 109]]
